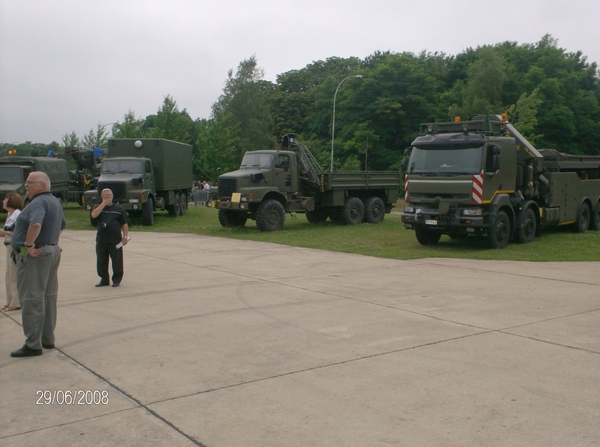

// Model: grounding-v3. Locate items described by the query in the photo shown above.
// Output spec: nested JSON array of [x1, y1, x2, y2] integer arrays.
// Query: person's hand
[[102, 197, 112, 207], [27, 246, 42, 258], [121, 236, 129, 246]]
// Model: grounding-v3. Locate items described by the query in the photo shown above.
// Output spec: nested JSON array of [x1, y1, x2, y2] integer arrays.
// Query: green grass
[[4, 202, 600, 261]]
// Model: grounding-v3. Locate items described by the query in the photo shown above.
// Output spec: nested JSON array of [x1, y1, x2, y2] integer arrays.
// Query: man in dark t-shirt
[[90, 188, 130, 287]]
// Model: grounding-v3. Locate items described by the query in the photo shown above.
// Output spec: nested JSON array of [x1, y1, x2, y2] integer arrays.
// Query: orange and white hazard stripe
[[472, 172, 483, 204]]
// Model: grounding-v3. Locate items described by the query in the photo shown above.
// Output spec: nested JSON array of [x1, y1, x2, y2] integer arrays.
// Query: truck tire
[[590, 201, 600, 231], [142, 198, 154, 226], [218, 209, 247, 228], [169, 193, 182, 217], [180, 193, 187, 215], [573, 202, 590, 233], [256, 200, 285, 231], [487, 211, 510, 249], [515, 207, 537, 244], [364, 196, 385, 224], [341, 197, 365, 225], [415, 227, 441, 245], [306, 208, 328, 223]]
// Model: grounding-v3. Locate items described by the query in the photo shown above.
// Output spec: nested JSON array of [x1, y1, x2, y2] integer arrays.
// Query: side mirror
[[217, 167, 222, 174]]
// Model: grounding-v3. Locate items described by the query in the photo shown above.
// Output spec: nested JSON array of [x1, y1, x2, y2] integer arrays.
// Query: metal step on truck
[[214, 134, 402, 231], [401, 114, 600, 248]]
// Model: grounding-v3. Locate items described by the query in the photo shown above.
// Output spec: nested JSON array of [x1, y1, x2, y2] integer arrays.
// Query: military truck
[[214, 134, 402, 231], [400, 114, 600, 248], [0, 156, 70, 207], [84, 138, 193, 226]]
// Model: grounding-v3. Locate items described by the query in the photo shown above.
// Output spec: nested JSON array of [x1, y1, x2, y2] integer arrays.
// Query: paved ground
[[1, 230, 599, 447]]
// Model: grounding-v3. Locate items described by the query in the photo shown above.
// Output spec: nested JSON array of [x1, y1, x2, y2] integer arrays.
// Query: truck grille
[[98, 181, 127, 203], [218, 178, 237, 199]]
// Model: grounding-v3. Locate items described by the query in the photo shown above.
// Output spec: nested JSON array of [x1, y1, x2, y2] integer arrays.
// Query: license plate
[[425, 219, 437, 225]]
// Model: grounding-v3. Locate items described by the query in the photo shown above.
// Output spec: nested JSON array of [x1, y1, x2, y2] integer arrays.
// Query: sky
[[1, 0, 599, 144]]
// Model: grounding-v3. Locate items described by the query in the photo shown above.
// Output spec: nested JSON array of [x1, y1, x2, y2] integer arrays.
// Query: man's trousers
[[96, 242, 124, 285]]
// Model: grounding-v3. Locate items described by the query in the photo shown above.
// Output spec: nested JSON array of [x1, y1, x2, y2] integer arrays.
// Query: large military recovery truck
[[84, 138, 193, 226], [215, 134, 402, 231], [400, 114, 600, 248], [0, 156, 70, 208]]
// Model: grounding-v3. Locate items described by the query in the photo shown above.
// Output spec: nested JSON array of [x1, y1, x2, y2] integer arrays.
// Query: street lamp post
[[331, 75, 362, 172]]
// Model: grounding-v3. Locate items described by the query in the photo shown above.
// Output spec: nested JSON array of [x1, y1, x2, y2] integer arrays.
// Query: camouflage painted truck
[[84, 138, 192, 226], [0, 156, 70, 207], [214, 134, 402, 231], [400, 114, 600, 248]]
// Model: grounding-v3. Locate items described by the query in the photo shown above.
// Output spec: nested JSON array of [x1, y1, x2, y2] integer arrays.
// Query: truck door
[[144, 160, 154, 191], [274, 153, 297, 193]]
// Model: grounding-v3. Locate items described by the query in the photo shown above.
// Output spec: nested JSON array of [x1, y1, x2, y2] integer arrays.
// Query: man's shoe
[[42, 343, 55, 349], [112, 282, 120, 287], [11, 345, 43, 358], [95, 282, 109, 287]]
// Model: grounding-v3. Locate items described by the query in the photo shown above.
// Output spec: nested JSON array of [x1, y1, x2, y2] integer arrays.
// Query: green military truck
[[214, 134, 402, 231], [0, 156, 70, 207], [400, 114, 600, 248], [84, 138, 193, 226]]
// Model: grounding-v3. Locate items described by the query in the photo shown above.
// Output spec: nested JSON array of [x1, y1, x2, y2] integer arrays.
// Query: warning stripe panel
[[472, 172, 483, 204]]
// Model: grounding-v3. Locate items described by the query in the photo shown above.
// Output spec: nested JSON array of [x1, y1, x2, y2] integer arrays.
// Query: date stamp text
[[36, 389, 109, 405]]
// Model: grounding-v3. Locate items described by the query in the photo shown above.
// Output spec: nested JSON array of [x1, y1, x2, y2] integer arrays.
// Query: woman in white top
[[1, 193, 24, 311]]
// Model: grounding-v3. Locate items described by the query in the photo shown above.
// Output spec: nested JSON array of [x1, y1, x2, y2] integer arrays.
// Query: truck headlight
[[462, 208, 483, 216], [404, 205, 415, 213]]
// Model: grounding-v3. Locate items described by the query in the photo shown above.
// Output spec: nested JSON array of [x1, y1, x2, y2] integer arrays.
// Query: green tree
[[212, 56, 275, 160], [62, 131, 80, 149], [144, 95, 194, 143], [505, 88, 543, 145], [81, 124, 112, 151], [462, 47, 507, 116], [113, 110, 144, 138], [194, 114, 240, 182]]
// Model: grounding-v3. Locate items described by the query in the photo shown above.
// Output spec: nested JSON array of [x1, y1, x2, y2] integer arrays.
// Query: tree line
[[3, 34, 599, 182]]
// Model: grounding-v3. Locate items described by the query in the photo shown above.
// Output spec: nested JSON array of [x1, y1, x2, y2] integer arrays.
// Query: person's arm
[[24, 222, 43, 257], [90, 201, 106, 219], [121, 223, 130, 246]]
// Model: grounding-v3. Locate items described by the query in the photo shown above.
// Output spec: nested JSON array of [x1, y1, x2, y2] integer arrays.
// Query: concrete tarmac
[[1, 230, 599, 447]]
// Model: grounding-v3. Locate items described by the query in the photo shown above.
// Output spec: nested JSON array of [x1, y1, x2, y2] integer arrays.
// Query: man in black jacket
[[90, 188, 130, 287]]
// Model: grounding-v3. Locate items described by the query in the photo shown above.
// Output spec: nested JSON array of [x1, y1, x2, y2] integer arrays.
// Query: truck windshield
[[0, 166, 23, 183], [102, 159, 144, 174], [408, 146, 483, 175], [240, 153, 273, 169]]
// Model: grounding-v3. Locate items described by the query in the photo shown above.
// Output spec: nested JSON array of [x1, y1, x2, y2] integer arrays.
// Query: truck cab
[[218, 150, 299, 208], [0, 156, 69, 207]]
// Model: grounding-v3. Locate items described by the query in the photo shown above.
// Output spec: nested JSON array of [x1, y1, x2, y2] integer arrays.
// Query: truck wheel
[[341, 197, 365, 225], [180, 193, 187, 215], [142, 198, 154, 226], [573, 202, 590, 233], [218, 209, 247, 227], [487, 211, 510, 249], [590, 202, 600, 230], [364, 197, 385, 224], [515, 207, 537, 244], [256, 200, 286, 231], [174, 193, 182, 217], [306, 208, 328, 223], [415, 227, 441, 245]]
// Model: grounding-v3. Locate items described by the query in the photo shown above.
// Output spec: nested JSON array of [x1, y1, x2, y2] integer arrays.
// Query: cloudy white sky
[[1, 0, 599, 144]]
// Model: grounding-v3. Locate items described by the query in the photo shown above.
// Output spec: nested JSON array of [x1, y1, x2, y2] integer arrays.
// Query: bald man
[[10, 171, 66, 358]]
